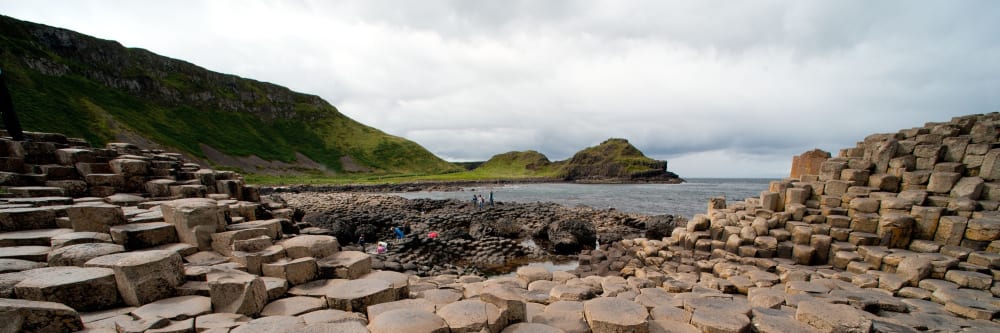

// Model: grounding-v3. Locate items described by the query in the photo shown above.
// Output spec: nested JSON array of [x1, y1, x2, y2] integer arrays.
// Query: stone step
[[0, 206, 57, 232], [109, 221, 179, 250], [0, 227, 73, 247]]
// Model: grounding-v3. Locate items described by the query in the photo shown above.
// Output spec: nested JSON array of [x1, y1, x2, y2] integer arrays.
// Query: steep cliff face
[[0, 15, 458, 175]]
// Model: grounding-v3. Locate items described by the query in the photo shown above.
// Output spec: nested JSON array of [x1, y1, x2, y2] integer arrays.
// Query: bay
[[393, 178, 777, 219]]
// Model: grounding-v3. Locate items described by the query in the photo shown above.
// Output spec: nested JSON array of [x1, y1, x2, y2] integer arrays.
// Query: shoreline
[[259, 177, 686, 194]]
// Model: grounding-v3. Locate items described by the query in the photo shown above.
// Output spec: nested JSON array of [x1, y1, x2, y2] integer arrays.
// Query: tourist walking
[[478, 195, 485, 209], [358, 234, 366, 252], [489, 191, 494, 207], [472, 195, 478, 209]]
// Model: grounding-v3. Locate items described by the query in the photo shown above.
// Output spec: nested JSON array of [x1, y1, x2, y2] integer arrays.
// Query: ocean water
[[393, 178, 777, 219]]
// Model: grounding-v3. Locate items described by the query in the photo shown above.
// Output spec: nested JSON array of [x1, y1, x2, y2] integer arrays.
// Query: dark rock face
[[548, 219, 597, 254], [283, 192, 670, 275], [644, 215, 677, 240]]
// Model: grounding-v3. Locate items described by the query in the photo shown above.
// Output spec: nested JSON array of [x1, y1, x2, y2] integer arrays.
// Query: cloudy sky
[[2, 1, 998, 177]]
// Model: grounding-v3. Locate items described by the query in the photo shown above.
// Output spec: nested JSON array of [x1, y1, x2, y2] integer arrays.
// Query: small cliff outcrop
[[472, 138, 682, 183], [559, 138, 679, 182]]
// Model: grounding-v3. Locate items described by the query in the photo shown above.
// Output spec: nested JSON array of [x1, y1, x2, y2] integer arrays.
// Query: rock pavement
[[1, 115, 1000, 332]]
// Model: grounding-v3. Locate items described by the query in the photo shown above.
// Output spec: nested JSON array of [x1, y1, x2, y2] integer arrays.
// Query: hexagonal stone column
[[279, 235, 339, 259], [0, 207, 57, 231], [368, 308, 449, 333], [66, 203, 127, 233], [47, 243, 125, 266], [0, 298, 84, 332], [317, 251, 371, 279], [85, 249, 185, 306], [436, 299, 504, 333], [208, 271, 268, 317], [583, 297, 650, 333], [262, 257, 317, 286], [326, 278, 395, 312], [161, 198, 221, 250], [13, 266, 120, 311], [362, 270, 410, 300], [480, 284, 528, 326], [109, 222, 179, 250]]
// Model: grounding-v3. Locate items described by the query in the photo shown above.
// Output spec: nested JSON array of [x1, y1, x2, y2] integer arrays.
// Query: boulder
[[548, 219, 596, 254]]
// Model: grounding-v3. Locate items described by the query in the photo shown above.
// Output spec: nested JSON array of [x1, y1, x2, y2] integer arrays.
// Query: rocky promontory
[[276, 192, 677, 276]]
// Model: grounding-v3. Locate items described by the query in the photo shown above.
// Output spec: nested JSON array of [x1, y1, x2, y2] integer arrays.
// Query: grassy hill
[[0, 15, 459, 175], [437, 139, 680, 183], [560, 138, 676, 181]]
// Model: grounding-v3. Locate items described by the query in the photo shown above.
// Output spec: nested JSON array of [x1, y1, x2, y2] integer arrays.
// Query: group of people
[[472, 191, 495, 209], [357, 220, 438, 254]]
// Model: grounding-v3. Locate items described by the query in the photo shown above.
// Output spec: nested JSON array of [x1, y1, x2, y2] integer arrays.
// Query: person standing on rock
[[393, 226, 405, 242], [478, 195, 485, 209], [489, 191, 494, 207], [472, 194, 478, 209], [358, 234, 366, 252]]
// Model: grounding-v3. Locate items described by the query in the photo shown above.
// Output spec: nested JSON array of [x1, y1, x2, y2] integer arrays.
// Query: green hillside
[[455, 139, 680, 182], [0, 15, 459, 175], [469, 150, 560, 178]]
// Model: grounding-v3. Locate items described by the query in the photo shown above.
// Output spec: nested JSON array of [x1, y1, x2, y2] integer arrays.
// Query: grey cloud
[[1, 0, 997, 177]]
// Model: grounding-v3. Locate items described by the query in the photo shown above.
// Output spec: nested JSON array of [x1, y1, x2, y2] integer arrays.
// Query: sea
[[392, 178, 777, 219]]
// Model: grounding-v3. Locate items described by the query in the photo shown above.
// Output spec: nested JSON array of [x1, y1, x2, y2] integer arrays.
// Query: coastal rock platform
[[2, 114, 1000, 332]]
